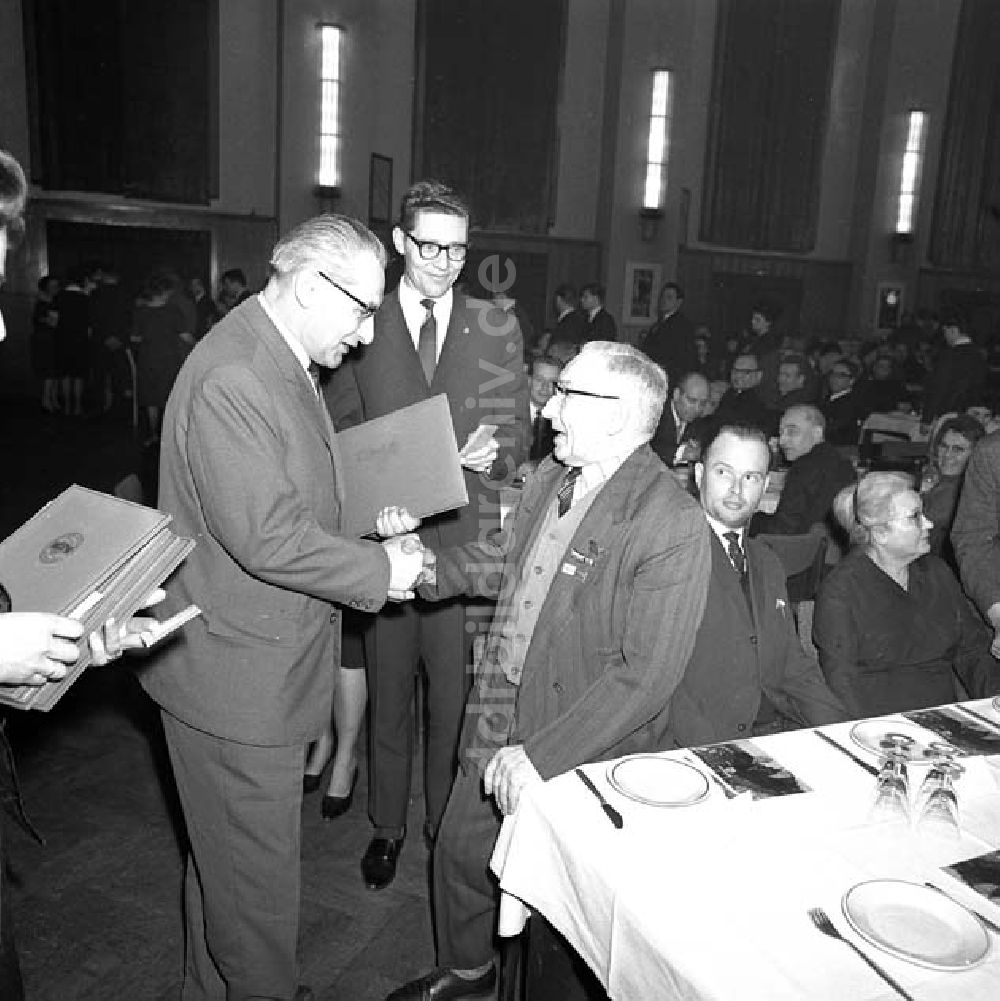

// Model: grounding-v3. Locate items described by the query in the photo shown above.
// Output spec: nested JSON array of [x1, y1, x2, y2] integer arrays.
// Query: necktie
[[724, 531, 753, 613], [676, 419, 686, 441], [307, 362, 321, 397], [418, 298, 437, 385], [557, 466, 582, 517]]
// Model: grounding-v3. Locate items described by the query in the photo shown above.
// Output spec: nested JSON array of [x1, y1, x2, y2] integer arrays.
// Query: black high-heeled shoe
[[321, 765, 358, 820]]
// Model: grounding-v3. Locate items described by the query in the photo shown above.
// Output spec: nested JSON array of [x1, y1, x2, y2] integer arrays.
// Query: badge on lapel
[[560, 539, 607, 581]]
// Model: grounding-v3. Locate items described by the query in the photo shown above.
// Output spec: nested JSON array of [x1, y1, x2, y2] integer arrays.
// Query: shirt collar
[[828, 388, 851, 402], [399, 274, 453, 315], [705, 513, 745, 550], [257, 292, 311, 374], [570, 448, 635, 498]]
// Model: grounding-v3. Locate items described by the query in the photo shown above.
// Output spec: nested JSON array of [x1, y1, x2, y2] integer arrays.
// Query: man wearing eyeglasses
[[142, 214, 427, 1001], [327, 179, 529, 892], [386, 341, 710, 1001]]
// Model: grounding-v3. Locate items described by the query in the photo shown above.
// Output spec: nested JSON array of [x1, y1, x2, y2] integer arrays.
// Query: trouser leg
[[433, 762, 503, 969], [161, 711, 303, 1001]]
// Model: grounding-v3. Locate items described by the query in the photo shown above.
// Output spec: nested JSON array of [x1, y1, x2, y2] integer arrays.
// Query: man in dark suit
[[821, 357, 865, 446], [642, 281, 697, 388], [527, 353, 562, 461], [922, 308, 986, 422], [650, 370, 710, 466], [672, 423, 846, 748], [327, 180, 529, 891], [580, 282, 617, 341], [713, 352, 773, 434], [751, 404, 856, 538], [141, 215, 427, 1001], [386, 342, 710, 1001], [549, 283, 587, 350]]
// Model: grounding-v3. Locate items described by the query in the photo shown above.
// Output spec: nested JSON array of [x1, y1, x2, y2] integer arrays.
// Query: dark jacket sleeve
[[952, 433, 1000, 620], [812, 563, 866, 720]]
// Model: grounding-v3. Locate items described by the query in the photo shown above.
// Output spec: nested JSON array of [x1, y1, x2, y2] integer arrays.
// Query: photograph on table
[[903, 707, 1000, 757], [944, 849, 1000, 906], [691, 739, 811, 799]]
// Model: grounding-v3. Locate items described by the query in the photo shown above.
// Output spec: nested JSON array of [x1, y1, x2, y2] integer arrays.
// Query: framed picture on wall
[[875, 282, 904, 330], [623, 261, 662, 325], [369, 154, 393, 225]]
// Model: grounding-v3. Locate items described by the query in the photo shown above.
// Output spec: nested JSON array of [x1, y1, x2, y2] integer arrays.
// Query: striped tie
[[557, 466, 582, 517]]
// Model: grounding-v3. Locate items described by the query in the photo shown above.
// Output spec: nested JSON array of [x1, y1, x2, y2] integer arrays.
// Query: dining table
[[490, 698, 1000, 1001]]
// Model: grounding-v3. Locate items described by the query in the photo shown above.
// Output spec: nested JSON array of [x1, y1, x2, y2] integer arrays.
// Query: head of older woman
[[833, 472, 931, 568], [931, 413, 984, 479]]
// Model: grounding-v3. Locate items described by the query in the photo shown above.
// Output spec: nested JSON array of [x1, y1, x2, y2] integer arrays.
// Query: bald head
[[779, 404, 825, 462], [672, 372, 711, 423]]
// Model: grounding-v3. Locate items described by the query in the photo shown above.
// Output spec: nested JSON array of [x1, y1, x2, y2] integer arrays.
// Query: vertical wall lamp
[[317, 23, 344, 197], [640, 68, 673, 241]]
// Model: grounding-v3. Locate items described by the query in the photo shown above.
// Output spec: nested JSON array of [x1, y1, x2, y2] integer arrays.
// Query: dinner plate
[[842, 880, 990, 970], [606, 756, 710, 807], [849, 719, 951, 762]]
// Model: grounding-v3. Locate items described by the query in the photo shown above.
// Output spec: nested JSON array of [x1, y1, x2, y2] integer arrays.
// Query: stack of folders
[[0, 484, 195, 711]]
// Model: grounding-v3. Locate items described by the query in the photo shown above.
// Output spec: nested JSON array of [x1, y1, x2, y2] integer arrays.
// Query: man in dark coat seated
[[712, 352, 773, 435], [650, 371, 711, 467], [751, 404, 856, 538], [821, 357, 866, 446]]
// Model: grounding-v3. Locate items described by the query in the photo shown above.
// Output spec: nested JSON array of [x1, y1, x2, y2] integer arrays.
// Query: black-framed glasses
[[404, 232, 468, 263], [553, 381, 620, 401], [316, 271, 379, 319]]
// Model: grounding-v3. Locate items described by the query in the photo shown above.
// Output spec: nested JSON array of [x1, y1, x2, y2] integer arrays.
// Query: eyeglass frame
[[316, 271, 379, 320], [404, 231, 469, 263], [553, 381, 621, 401]]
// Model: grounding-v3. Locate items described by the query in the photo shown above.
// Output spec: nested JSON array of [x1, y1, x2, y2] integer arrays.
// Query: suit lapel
[[432, 295, 473, 390], [709, 533, 754, 627]]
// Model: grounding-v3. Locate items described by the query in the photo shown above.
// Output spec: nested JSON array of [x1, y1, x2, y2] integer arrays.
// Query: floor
[[0, 400, 438, 1001]]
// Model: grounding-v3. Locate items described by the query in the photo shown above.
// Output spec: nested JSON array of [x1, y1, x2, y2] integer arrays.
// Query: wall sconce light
[[316, 23, 344, 199], [639, 207, 664, 242], [640, 69, 672, 242]]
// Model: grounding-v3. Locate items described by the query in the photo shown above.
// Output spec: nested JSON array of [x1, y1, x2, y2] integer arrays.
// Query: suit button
[[553, 682, 563, 694], [737, 723, 747, 732]]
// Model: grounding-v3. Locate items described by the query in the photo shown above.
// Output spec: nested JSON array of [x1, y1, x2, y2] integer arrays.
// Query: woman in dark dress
[[813, 471, 999, 719]]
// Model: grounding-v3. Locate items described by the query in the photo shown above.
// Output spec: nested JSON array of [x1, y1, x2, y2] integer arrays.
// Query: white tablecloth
[[491, 701, 1000, 1001]]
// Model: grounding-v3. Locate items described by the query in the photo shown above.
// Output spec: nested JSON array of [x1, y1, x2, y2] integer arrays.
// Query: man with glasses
[[714, 352, 772, 433], [327, 179, 529, 892], [651, 370, 711, 466], [821, 357, 865, 446], [386, 341, 710, 1001], [142, 214, 427, 1001]]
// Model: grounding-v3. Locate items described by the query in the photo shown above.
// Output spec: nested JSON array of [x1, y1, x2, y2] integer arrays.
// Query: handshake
[[377, 506, 437, 602]]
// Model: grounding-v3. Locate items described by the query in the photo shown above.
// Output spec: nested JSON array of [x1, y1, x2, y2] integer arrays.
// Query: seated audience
[[713, 352, 772, 434], [773, 352, 818, 415], [920, 414, 984, 564], [650, 371, 711, 467], [751, 405, 855, 539], [859, 353, 907, 415], [704, 378, 729, 417], [821, 357, 866, 446], [814, 472, 998, 718]]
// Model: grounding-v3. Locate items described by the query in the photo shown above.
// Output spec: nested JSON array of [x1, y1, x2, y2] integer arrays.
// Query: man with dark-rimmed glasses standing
[[327, 180, 529, 891]]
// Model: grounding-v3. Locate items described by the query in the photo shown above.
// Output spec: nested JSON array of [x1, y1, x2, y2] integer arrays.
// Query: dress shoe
[[385, 965, 496, 1000], [321, 765, 358, 819], [361, 836, 403, 890]]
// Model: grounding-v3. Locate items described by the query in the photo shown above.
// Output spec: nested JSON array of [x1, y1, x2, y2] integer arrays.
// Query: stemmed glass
[[915, 747, 964, 837], [870, 733, 914, 825]]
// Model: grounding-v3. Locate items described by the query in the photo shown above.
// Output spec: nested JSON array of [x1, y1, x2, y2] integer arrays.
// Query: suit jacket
[[663, 535, 845, 747], [325, 288, 529, 548], [529, 410, 556, 461], [713, 387, 774, 435], [141, 297, 390, 746], [585, 307, 617, 343], [642, 310, 697, 387], [427, 445, 711, 778], [822, 389, 865, 446], [751, 440, 856, 537], [551, 309, 588, 347], [952, 431, 1000, 619], [923, 341, 987, 422], [650, 402, 692, 466]]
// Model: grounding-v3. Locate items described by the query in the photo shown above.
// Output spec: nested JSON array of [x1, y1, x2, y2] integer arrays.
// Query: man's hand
[[88, 589, 168, 666], [383, 533, 425, 601], [0, 613, 84, 687], [375, 505, 420, 539], [458, 428, 500, 474], [483, 744, 542, 816]]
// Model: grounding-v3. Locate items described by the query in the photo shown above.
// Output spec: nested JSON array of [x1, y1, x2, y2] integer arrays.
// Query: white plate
[[842, 880, 990, 970], [606, 756, 709, 807], [849, 719, 952, 762]]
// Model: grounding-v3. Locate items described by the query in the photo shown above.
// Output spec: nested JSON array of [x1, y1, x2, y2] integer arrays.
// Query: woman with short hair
[[813, 471, 998, 719]]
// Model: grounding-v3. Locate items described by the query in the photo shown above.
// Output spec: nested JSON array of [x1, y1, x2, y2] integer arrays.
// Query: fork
[[808, 907, 915, 1000]]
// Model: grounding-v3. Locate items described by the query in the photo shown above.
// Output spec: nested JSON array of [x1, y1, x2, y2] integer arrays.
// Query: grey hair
[[578, 340, 668, 437], [832, 471, 913, 548], [269, 214, 386, 281], [783, 403, 826, 433]]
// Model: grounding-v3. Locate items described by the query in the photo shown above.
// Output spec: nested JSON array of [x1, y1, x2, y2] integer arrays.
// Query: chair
[[756, 523, 828, 604]]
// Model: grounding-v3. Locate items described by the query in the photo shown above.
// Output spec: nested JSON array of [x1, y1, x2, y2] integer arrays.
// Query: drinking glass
[[916, 754, 964, 838], [870, 734, 913, 825]]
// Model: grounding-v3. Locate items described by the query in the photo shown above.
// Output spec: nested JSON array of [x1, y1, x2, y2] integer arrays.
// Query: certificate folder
[[0, 485, 195, 711], [336, 394, 469, 537]]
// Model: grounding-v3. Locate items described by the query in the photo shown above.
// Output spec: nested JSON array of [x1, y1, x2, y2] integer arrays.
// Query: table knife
[[574, 768, 624, 829], [924, 881, 1000, 934], [815, 730, 879, 776]]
